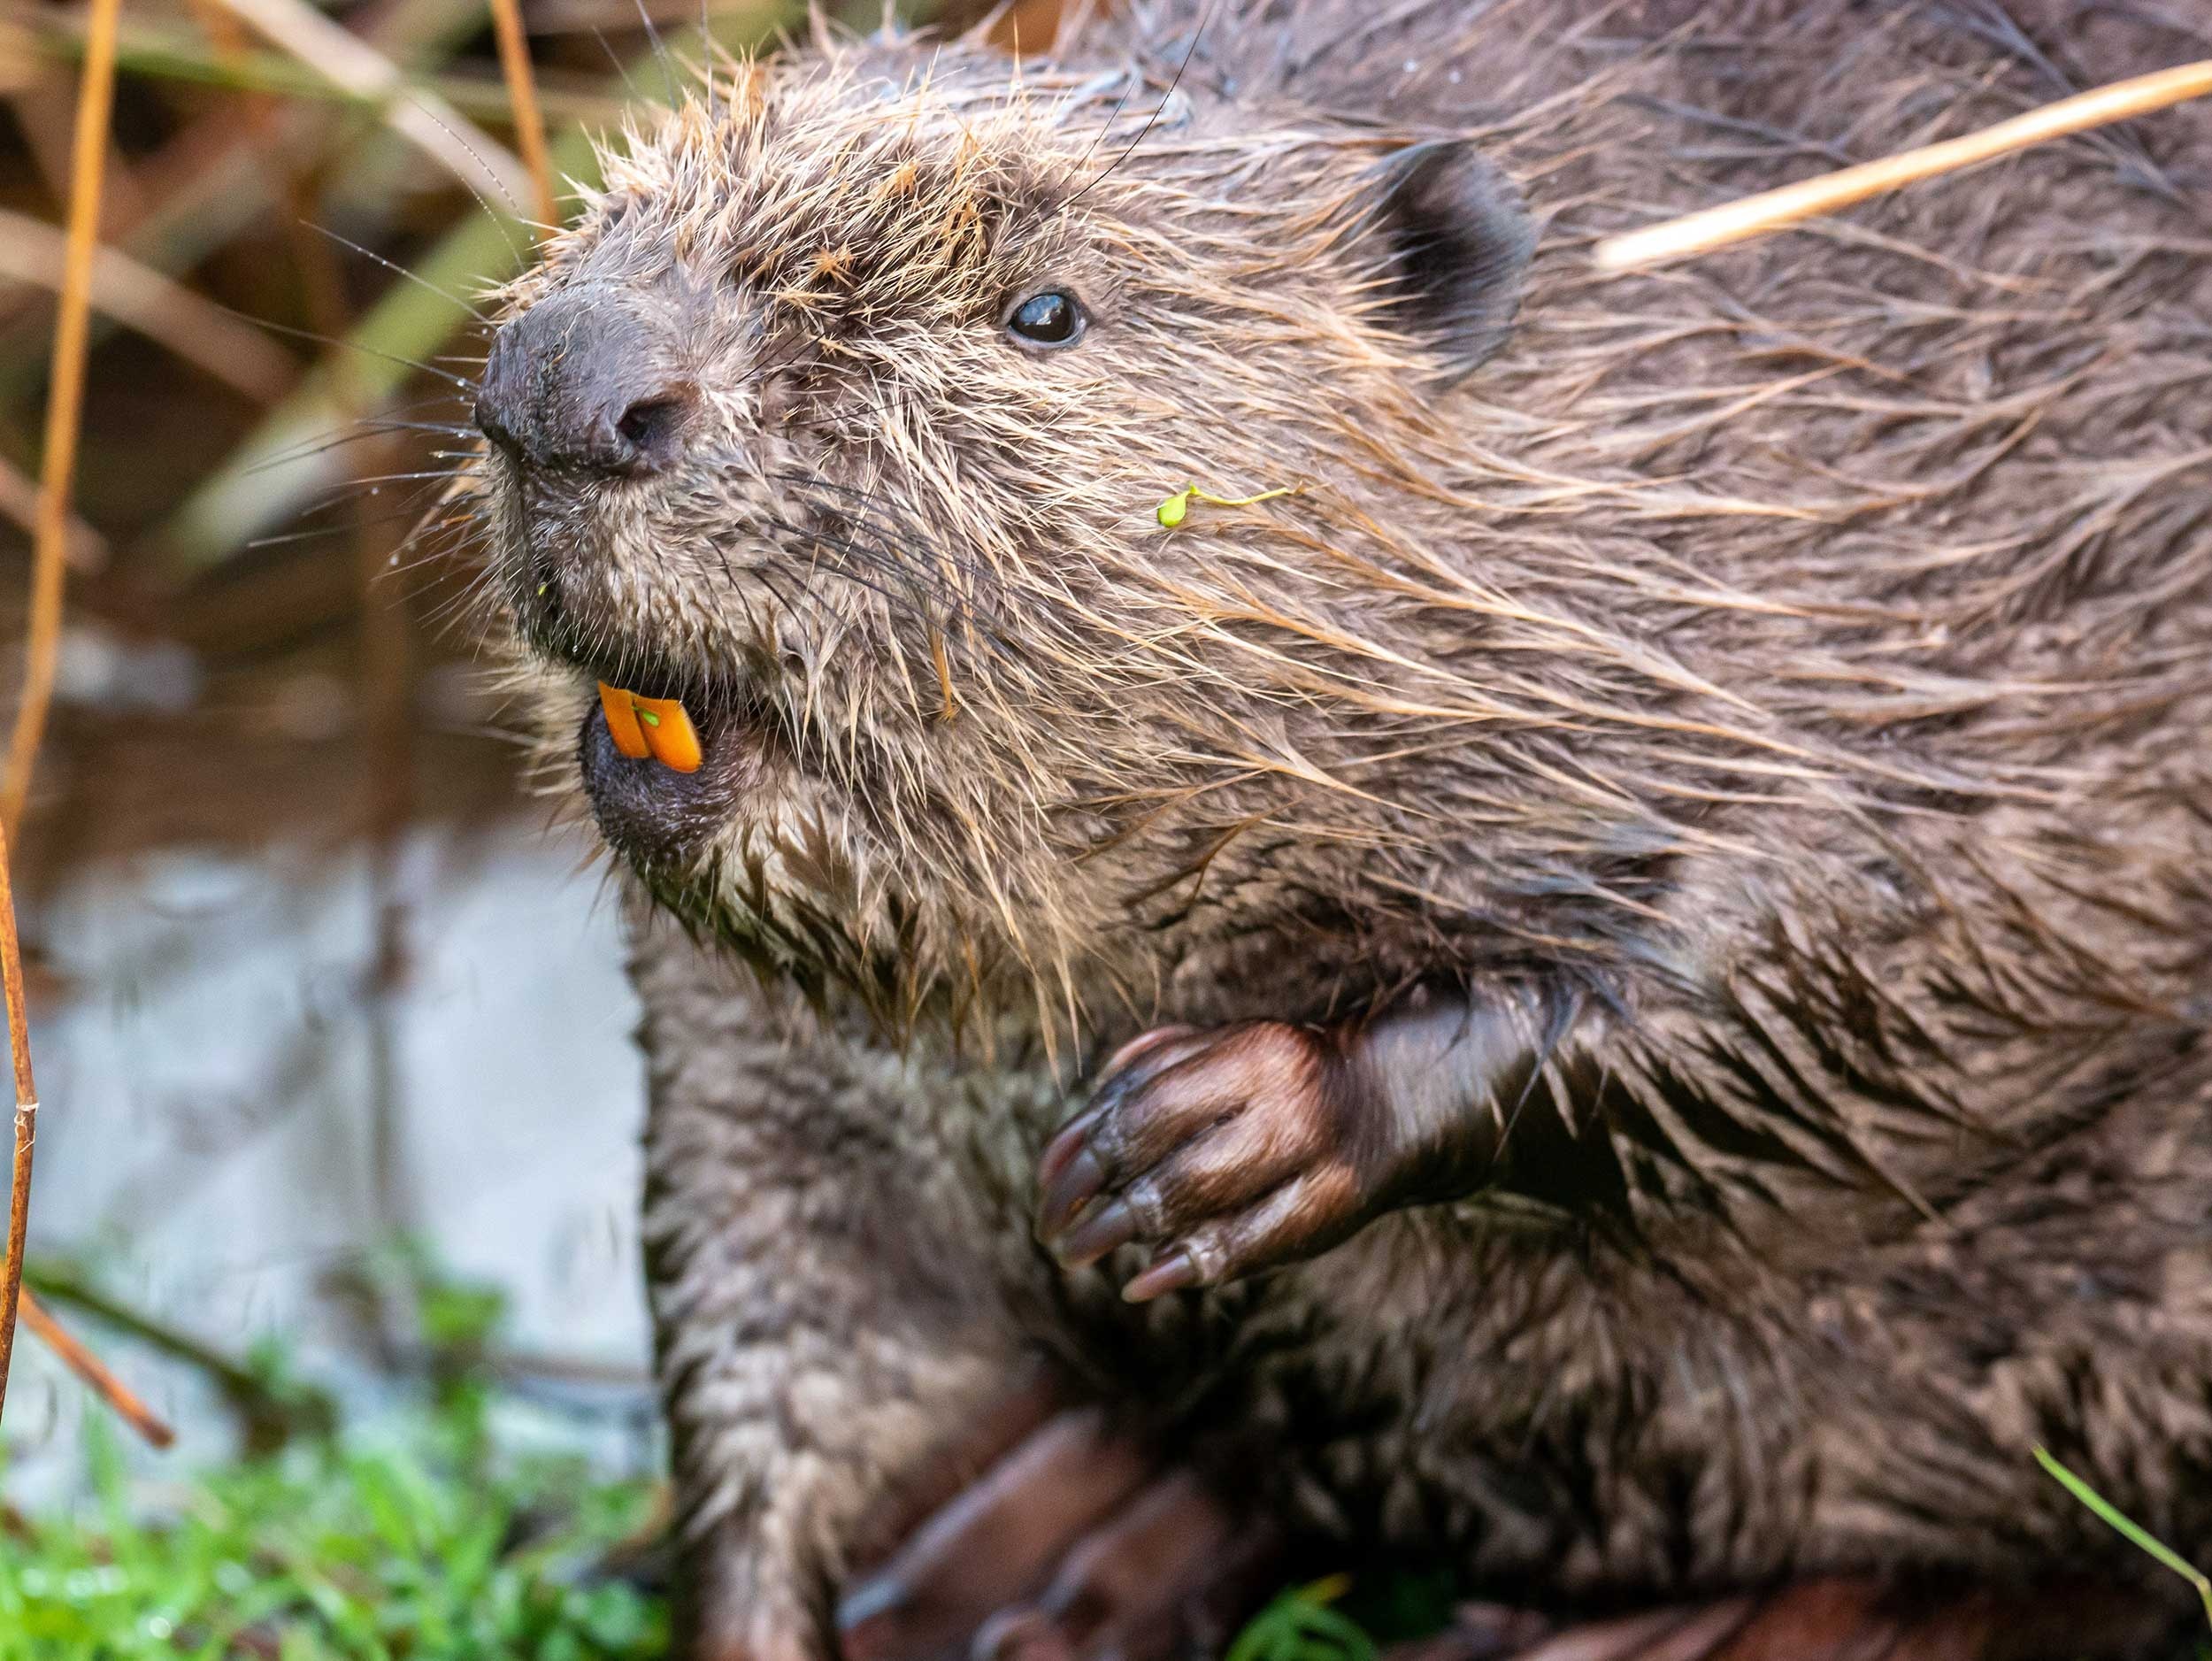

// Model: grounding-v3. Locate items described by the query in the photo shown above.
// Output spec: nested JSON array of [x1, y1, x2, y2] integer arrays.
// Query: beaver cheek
[[576, 704, 762, 869]]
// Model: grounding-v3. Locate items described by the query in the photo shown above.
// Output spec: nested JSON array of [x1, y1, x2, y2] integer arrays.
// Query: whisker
[[767, 471, 1010, 623], [246, 503, 448, 549], [633, 0, 680, 108], [1057, 0, 1213, 215], [403, 96, 535, 247], [245, 419, 471, 474], [303, 221, 495, 323], [763, 493, 1021, 659], [220, 307, 477, 391], [592, 26, 644, 100], [752, 512, 996, 648], [1062, 62, 1143, 183], [320, 470, 464, 525]]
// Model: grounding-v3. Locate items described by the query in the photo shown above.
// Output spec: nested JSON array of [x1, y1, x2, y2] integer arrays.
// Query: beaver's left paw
[[1033, 1021, 1385, 1302]]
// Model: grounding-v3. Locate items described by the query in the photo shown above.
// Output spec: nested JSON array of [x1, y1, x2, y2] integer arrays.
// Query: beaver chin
[[577, 693, 765, 871]]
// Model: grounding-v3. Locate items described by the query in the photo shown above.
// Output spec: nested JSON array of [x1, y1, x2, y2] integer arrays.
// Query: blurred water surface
[[8, 820, 654, 1499]]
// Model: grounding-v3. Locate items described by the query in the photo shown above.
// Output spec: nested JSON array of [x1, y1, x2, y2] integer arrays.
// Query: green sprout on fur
[[2035, 1444, 2212, 1632], [1156, 481, 1303, 528]]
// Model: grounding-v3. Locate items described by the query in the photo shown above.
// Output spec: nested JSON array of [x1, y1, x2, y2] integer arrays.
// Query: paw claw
[[1122, 1248, 1200, 1303], [1100, 1023, 1199, 1076], [1037, 1113, 1101, 1194], [1037, 1146, 1110, 1242], [1055, 1196, 1140, 1268]]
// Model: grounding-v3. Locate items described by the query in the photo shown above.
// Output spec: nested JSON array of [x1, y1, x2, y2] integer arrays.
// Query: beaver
[[463, 0, 2212, 1656]]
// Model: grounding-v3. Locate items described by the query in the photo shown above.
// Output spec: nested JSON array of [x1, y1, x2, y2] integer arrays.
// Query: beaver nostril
[[477, 288, 693, 477], [474, 396, 521, 458], [617, 396, 687, 458]]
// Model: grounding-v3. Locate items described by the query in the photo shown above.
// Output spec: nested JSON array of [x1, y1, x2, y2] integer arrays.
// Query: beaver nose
[[475, 289, 695, 477]]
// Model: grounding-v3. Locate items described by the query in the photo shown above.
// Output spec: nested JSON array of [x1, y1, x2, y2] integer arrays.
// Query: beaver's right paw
[[1033, 1021, 1387, 1302]]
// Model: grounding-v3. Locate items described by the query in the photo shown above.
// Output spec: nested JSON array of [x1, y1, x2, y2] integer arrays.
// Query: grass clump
[[1, 1417, 665, 1660], [1225, 1577, 1377, 1661], [0, 1254, 667, 1661]]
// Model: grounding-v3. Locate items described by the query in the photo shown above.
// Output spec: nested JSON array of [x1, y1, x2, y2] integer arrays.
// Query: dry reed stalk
[[2, 0, 122, 839], [1594, 58, 2212, 272], [486, 0, 559, 230], [17, 1288, 176, 1448]]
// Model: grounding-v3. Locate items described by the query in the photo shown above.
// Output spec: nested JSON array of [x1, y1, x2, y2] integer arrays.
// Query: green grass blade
[[2034, 1444, 2212, 1631]]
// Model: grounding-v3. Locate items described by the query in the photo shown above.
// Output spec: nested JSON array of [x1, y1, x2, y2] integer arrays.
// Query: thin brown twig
[[0, 812, 41, 1426], [17, 1288, 176, 1449], [0, 10, 113, 1427], [0, 0, 173, 1456], [1594, 58, 2212, 272], [29, 1261, 331, 1451], [486, 0, 559, 230], [3, 0, 122, 840]]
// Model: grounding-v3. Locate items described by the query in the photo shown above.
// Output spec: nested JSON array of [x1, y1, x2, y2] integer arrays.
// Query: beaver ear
[[1357, 140, 1535, 380]]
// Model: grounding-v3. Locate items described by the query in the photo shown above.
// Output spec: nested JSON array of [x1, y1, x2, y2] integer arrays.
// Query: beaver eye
[[1005, 290, 1086, 349]]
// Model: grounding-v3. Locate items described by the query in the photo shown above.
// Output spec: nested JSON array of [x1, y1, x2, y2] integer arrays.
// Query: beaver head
[[472, 21, 1558, 1027]]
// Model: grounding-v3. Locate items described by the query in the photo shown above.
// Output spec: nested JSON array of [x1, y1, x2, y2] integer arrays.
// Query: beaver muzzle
[[576, 680, 763, 870]]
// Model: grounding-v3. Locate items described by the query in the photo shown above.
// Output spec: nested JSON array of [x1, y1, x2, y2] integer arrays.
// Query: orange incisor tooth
[[596, 682, 703, 773], [634, 692, 703, 773], [597, 681, 649, 758]]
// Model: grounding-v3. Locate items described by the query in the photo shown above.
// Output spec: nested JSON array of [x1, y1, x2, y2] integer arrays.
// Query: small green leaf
[[638, 711, 660, 727], [1156, 488, 1191, 528]]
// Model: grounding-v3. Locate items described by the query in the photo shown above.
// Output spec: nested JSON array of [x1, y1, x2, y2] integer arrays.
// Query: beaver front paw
[[1035, 995, 1546, 1302], [1033, 1020, 1391, 1301]]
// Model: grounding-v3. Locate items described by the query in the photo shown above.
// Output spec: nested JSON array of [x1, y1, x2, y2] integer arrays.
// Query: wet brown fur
[[467, 1, 2212, 1655]]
